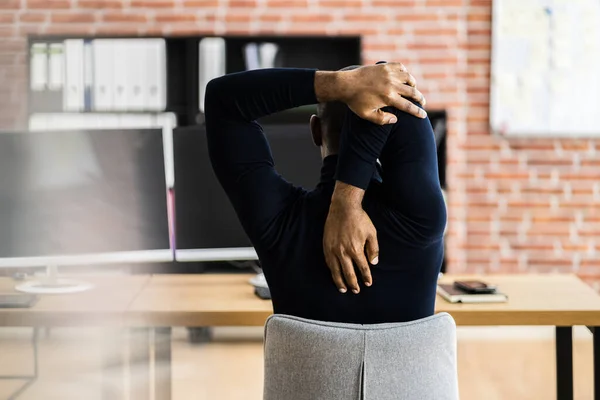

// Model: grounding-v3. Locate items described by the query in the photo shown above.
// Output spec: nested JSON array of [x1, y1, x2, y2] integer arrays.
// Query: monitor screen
[[174, 124, 322, 250], [0, 129, 170, 258]]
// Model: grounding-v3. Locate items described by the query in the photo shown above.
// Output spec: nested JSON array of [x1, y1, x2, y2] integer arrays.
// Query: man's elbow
[[204, 77, 223, 113]]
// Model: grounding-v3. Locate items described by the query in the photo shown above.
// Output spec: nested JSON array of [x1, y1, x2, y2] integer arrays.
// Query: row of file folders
[[30, 39, 167, 112]]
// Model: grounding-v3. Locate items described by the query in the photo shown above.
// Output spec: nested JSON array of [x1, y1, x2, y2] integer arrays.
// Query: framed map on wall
[[490, 0, 600, 136]]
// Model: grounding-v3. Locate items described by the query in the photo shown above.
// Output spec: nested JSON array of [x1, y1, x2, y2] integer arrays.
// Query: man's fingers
[[384, 61, 407, 72], [396, 82, 424, 105], [353, 251, 372, 287], [380, 111, 398, 125], [366, 234, 379, 266], [362, 109, 396, 126], [391, 97, 427, 119], [327, 256, 347, 293], [339, 255, 360, 294]]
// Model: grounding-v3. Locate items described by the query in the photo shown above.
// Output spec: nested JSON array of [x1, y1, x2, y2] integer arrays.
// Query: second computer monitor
[[173, 124, 322, 258]]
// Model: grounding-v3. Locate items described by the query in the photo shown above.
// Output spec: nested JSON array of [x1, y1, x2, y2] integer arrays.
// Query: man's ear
[[310, 114, 322, 147]]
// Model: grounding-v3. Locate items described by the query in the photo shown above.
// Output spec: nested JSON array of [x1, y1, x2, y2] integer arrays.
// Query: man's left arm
[[205, 65, 425, 245]]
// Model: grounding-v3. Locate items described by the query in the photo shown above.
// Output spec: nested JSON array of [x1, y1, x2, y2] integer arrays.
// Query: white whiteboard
[[490, 0, 600, 137]]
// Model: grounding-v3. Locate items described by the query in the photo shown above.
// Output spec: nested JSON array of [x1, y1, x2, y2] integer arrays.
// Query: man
[[204, 63, 446, 324]]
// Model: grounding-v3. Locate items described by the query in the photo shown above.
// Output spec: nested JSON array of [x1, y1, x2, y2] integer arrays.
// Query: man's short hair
[[316, 65, 361, 150]]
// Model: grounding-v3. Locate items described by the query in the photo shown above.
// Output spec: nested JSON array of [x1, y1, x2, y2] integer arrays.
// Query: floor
[[0, 326, 594, 400]]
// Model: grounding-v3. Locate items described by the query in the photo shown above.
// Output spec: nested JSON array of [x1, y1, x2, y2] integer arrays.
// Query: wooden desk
[[1, 273, 599, 400], [129, 273, 600, 400], [0, 275, 151, 327], [436, 274, 600, 326]]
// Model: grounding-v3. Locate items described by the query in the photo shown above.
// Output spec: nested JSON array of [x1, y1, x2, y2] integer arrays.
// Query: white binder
[[92, 40, 115, 111], [48, 43, 65, 90], [30, 42, 48, 91], [112, 40, 129, 111], [63, 39, 85, 111], [126, 39, 147, 110], [198, 37, 226, 112], [145, 39, 167, 111]]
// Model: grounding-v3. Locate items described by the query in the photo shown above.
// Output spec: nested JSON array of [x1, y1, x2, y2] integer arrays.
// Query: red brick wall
[[1, 0, 598, 286]]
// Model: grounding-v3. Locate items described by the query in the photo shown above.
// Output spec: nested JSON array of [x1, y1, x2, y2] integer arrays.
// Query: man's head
[[310, 65, 360, 159]]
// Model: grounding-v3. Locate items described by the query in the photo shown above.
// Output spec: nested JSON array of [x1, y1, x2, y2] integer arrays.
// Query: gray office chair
[[263, 313, 458, 400]]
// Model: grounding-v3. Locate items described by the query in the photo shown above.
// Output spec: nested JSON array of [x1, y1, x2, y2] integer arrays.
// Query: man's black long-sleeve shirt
[[205, 68, 446, 324]]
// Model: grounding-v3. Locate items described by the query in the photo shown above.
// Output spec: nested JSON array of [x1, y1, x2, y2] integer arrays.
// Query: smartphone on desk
[[453, 280, 497, 294], [0, 294, 39, 308]]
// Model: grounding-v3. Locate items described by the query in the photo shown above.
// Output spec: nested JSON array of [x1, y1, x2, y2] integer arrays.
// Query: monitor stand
[[15, 265, 93, 294]]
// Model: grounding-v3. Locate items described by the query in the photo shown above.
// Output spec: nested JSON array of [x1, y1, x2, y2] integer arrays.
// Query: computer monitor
[[174, 124, 322, 262], [0, 128, 172, 292]]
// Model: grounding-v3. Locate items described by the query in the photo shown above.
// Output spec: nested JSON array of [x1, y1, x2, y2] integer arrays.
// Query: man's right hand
[[323, 182, 379, 294], [315, 62, 427, 125]]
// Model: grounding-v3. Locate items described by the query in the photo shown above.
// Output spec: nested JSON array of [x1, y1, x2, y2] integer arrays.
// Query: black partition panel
[[174, 124, 322, 250], [0, 129, 169, 258]]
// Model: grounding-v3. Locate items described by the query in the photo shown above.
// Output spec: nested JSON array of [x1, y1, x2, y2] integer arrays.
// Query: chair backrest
[[263, 313, 458, 400]]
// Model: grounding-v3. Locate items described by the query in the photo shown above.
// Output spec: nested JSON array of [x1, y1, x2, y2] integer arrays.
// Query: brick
[[225, 14, 251, 22], [319, 0, 362, 7], [467, 12, 491, 22], [167, 24, 215, 35], [0, 26, 15, 37], [103, 12, 149, 22], [27, 0, 71, 9], [560, 140, 594, 151], [372, 0, 416, 6], [528, 257, 574, 268], [527, 157, 572, 167], [291, 13, 334, 23], [419, 56, 459, 65], [0, 39, 25, 52], [77, 0, 123, 8], [51, 12, 96, 23], [468, 42, 491, 50], [284, 24, 327, 34], [364, 43, 396, 51], [461, 242, 500, 251], [229, 0, 257, 7], [155, 13, 197, 23], [398, 14, 440, 22], [344, 14, 388, 22], [468, 28, 491, 36], [528, 224, 570, 236], [0, 0, 20, 9], [406, 43, 452, 50], [259, 13, 282, 22], [266, 0, 308, 7], [44, 24, 95, 34], [94, 24, 141, 35], [426, 0, 463, 5], [18, 24, 43, 35], [510, 241, 554, 251], [19, 12, 47, 22], [337, 26, 378, 35], [131, 0, 175, 8], [182, 0, 219, 6], [562, 243, 588, 252], [0, 14, 15, 23], [509, 139, 554, 151], [387, 28, 406, 35], [414, 28, 459, 36]]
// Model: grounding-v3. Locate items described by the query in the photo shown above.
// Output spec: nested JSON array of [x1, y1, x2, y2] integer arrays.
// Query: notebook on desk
[[437, 284, 508, 304]]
